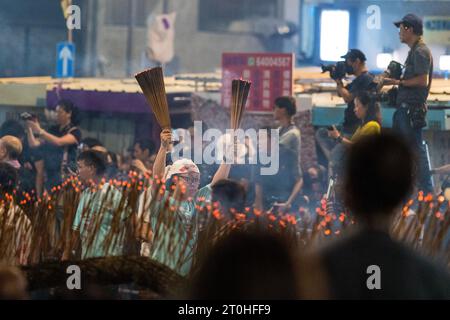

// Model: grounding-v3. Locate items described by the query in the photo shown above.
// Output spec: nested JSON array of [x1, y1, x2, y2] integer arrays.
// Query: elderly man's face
[[176, 173, 200, 198]]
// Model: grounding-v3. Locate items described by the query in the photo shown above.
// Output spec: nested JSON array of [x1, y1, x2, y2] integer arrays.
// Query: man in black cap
[[316, 49, 374, 176], [381, 13, 434, 194], [337, 49, 375, 136]]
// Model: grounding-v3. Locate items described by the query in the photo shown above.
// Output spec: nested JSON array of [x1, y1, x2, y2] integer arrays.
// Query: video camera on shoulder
[[321, 61, 347, 81]]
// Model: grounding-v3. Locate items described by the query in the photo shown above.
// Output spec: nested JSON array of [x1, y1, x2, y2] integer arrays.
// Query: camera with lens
[[371, 60, 403, 107], [375, 60, 403, 89], [385, 61, 403, 80], [378, 60, 403, 81], [20, 112, 37, 122], [321, 61, 348, 81]]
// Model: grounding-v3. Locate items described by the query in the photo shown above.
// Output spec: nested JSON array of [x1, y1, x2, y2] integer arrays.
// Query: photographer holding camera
[[25, 100, 82, 190], [316, 49, 374, 176], [381, 14, 433, 194]]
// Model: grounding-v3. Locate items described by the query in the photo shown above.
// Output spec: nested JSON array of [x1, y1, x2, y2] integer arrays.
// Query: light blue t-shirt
[[147, 184, 212, 276], [73, 183, 129, 259]]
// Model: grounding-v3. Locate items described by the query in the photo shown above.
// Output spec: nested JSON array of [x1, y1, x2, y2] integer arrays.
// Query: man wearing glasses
[[381, 14, 434, 194]]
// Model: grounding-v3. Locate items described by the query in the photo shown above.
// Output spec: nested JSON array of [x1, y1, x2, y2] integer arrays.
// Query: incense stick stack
[[0, 170, 448, 285], [229, 79, 251, 130], [391, 195, 450, 264], [135, 67, 171, 129]]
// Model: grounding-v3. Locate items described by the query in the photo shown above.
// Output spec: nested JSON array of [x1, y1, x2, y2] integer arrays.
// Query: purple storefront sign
[[46, 88, 151, 113]]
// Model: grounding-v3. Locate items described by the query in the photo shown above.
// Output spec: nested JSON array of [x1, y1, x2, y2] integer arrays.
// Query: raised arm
[[40, 130, 78, 147], [210, 162, 231, 186], [210, 138, 238, 186], [152, 129, 172, 179], [26, 124, 41, 148], [336, 80, 354, 103], [27, 120, 78, 147]]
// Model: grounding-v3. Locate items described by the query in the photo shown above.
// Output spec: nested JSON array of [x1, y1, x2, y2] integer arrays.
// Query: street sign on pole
[[56, 42, 75, 78]]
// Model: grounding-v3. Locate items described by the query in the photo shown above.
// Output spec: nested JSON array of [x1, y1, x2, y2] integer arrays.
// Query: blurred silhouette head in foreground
[[0, 265, 28, 300], [189, 229, 302, 299], [343, 132, 414, 229]]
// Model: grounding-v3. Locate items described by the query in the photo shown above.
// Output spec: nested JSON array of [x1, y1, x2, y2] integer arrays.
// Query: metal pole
[[126, 0, 135, 76], [68, 0, 73, 43]]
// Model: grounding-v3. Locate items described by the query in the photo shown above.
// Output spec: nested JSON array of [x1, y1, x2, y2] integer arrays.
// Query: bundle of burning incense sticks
[[135, 67, 171, 129], [391, 194, 450, 264], [229, 79, 251, 130]]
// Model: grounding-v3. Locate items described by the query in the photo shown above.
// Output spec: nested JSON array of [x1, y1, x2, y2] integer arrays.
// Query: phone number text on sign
[[222, 53, 294, 113]]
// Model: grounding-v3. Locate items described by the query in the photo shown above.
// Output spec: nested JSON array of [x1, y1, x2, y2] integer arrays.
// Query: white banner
[[146, 12, 177, 64]]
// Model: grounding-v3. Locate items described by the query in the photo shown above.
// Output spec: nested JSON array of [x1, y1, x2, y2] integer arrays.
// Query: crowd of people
[[0, 13, 449, 299]]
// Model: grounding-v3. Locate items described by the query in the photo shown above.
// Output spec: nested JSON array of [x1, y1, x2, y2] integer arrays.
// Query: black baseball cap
[[394, 13, 423, 35], [341, 49, 366, 62]]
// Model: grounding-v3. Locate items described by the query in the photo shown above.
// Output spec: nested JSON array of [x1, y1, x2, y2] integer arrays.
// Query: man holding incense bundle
[[137, 128, 232, 275], [134, 69, 247, 274]]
